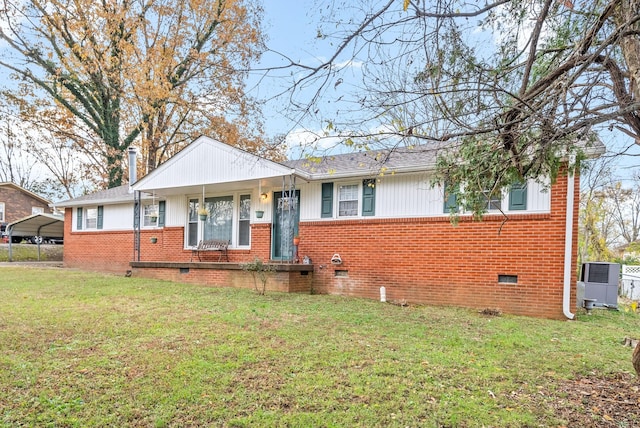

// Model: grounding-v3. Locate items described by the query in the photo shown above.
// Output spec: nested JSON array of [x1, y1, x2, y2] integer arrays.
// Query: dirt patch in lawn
[[544, 372, 640, 427]]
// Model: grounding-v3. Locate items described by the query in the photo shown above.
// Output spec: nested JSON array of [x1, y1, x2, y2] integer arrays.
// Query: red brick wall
[[63, 213, 275, 272], [132, 266, 311, 293], [296, 172, 578, 319], [63, 172, 578, 319], [63, 209, 134, 273], [0, 186, 51, 223]]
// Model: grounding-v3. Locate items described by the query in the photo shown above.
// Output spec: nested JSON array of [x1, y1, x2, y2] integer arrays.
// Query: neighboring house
[[622, 241, 640, 261], [0, 182, 52, 225], [56, 136, 604, 319]]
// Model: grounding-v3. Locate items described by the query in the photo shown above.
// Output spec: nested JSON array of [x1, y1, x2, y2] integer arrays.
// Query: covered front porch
[[129, 260, 315, 294], [130, 137, 306, 265]]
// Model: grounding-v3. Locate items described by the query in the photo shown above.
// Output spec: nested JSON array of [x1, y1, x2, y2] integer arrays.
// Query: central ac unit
[[577, 262, 620, 308]]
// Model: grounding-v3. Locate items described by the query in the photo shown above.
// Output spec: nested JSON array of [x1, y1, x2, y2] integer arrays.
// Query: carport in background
[[5, 213, 64, 262]]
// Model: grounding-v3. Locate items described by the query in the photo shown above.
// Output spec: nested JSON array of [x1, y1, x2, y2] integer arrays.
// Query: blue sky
[[246, 0, 368, 158], [252, 1, 639, 177], [247, 0, 323, 137]]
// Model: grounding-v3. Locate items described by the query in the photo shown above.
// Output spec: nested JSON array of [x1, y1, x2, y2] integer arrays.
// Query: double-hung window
[[238, 195, 251, 246], [483, 183, 528, 212], [323, 181, 376, 218], [76, 206, 103, 230], [338, 184, 359, 217], [85, 208, 98, 229], [143, 204, 159, 227], [443, 182, 528, 213], [187, 199, 199, 247], [443, 183, 459, 213], [140, 201, 165, 228], [484, 190, 502, 211]]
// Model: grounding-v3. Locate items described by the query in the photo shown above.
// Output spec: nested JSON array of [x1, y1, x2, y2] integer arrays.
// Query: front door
[[272, 190, 300, 260]]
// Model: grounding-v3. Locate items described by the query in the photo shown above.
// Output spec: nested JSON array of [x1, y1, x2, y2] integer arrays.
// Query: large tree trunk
[[633, 340, 640, 376], [614, 0, 640, 143], [615, 0, 640, 100]]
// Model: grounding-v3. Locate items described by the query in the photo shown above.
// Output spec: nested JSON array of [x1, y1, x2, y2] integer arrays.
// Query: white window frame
[[484, 189, 503, 212], [85, 207, 98, 230], [442, 184, 507, 214], [185, 192, 251, 249], [187, 199, 199, 247], [0, 202, 4, 222], [142, 203, 159, 228], [338, 183, 359, 217], [237, 194, 251, 247]]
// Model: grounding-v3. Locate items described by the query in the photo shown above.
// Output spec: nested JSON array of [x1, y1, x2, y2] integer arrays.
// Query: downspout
[[128, 147, 140, 262], [563, 165, 576, 320]]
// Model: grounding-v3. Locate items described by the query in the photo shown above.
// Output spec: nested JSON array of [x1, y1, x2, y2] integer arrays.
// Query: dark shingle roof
[[284, 143, 455, 179], [54, 185, 134, 207]]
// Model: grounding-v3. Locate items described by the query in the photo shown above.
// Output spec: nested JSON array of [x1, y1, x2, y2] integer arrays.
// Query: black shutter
[[158, 201, 166, 227], [362, 179, 375, 216], [509, 182, 527, 211], [321, 183, 333, 218], [97, 206, 104, 229], [76, 207, 83, 230]]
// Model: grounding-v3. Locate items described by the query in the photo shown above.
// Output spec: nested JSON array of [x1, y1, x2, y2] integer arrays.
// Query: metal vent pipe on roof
[[128, 147, 137, 189]]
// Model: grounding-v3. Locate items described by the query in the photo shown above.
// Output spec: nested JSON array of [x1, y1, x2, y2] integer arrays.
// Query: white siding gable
[[133, 136, 294, 192]]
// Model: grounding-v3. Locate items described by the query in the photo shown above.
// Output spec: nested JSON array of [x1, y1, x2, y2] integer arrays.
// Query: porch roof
[[283, 142, 453, 179], [132, 136, 301, 196]]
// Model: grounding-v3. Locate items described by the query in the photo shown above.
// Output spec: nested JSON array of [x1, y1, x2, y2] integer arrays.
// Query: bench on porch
[[191, 239, 229, 262]]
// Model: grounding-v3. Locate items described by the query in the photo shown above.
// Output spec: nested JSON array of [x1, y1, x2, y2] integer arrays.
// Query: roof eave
[[133, 169, 302, 193], [53, 195, 134, 208], [298, 164, 437, 181]]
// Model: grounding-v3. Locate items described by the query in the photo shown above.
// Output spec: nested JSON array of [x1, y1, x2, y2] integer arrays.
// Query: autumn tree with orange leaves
[[0, 0, 268, 189]]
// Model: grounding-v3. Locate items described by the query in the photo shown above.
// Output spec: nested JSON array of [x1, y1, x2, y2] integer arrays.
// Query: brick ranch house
[[55, 136, 604, 319], [0, 182, 53, 222]]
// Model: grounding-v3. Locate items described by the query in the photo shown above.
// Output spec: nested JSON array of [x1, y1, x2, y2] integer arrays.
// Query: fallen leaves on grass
[[545, 372, 640, 427]]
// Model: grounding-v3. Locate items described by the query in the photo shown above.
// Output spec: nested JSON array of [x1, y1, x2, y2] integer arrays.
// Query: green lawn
[[0, 267, 638, 427]]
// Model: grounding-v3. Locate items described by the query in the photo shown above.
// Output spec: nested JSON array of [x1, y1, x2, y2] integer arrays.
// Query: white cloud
[[491, 2, 555, 52], [285, 127, 344, 158], [334, 59, 363, 69]]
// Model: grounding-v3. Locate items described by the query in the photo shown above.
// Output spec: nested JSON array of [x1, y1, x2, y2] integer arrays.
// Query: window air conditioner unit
[[577, 262, 620, 309]]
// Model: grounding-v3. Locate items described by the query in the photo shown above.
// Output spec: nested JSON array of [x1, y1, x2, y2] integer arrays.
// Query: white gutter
[[298, 165, 439, 181], [563, 167, 576, 320]]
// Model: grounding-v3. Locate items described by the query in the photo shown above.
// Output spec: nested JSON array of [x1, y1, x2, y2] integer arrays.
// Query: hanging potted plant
[[255, 210, 264, 219], [198, 207, 209, 221], [149, 193, 158, 223], [293, 235, 300, 246]]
